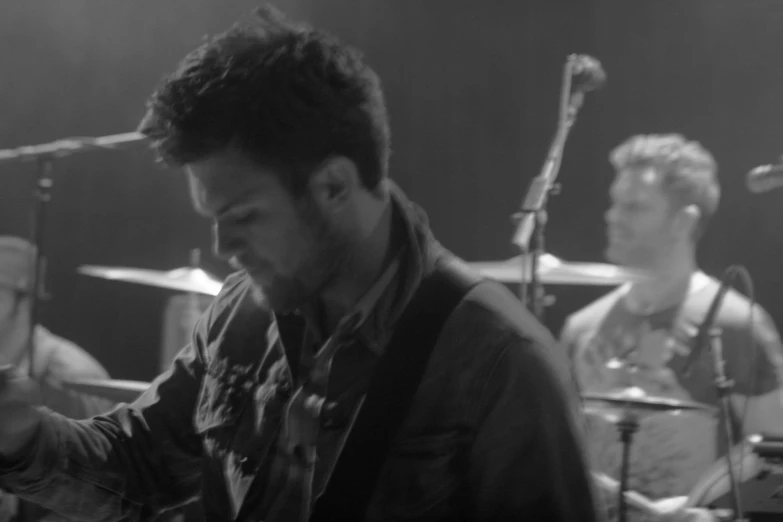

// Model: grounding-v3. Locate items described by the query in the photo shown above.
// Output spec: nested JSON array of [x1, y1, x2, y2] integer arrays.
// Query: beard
[[605, 234, 677, 270], [250, 205, 353, 313]]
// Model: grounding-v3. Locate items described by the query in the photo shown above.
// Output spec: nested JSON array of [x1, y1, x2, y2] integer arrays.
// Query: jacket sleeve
[[469, 328, 606, 522], [0, 320, 210, 521], [38, 358, 116, 422]]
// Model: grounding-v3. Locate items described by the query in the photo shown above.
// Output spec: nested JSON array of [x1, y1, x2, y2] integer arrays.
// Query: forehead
[[185, 151, 290, 217], [611, 166, 666, 202]]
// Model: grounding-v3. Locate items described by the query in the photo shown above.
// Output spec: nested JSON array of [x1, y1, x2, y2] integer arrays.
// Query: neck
[[319, 198, 395, 329], [626, 246, 698, 311]]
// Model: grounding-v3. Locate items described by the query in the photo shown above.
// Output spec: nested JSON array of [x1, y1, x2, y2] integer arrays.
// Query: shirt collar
[[298, 179, 438, 353]]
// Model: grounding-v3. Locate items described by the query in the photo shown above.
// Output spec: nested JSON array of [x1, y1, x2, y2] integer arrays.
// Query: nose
[[212, 222, 243, 261]]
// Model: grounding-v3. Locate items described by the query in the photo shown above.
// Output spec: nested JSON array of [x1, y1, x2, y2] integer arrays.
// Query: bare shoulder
[[712, 286, 782, 344], [37, 329, 109, 380], [561, 287, 625, 342]]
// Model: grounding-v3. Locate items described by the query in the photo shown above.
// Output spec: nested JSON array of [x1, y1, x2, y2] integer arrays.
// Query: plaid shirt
[[258, 257, 401, 522]]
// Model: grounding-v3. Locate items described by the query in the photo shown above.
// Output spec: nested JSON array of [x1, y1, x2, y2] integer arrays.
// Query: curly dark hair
[[610, 133, 720, 241], [138, 5, 391, 196]]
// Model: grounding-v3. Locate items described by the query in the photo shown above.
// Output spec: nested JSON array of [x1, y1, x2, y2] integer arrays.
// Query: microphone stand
[[26, 159, 54, 379], [0, 132, 145, 378], [707, 327, 747, 522], [615, 404, 639, 522], [511, 55, 586, 321], [685, 265, 746, 521]]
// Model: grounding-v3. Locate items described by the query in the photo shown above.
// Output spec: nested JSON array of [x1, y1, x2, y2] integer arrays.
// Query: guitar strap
[[310, 258, 479, 521]]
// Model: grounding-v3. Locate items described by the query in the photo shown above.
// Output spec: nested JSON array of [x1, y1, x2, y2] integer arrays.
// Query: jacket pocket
[[194, 358, 289, 473], [194, 370, 248, 446], [369, 429, 473, 521]]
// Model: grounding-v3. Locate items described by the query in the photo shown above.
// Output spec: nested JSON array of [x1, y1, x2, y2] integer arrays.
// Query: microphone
[[571, 54, 606, 93], [682, 266, 736, 377], [747, 163, 783, 193]]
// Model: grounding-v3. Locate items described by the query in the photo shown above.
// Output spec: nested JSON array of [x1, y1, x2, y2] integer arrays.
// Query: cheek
[[0, 299, 15, 326], [245, 221, 313, 270], [626, 214, 663, 237]]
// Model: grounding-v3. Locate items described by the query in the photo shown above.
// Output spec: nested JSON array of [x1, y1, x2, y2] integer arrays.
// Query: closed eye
[[216, 209, 258, 227], [233, 212, 256, 226]]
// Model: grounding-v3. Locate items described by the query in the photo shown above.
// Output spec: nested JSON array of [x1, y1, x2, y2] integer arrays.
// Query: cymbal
[[582, 386, 712, 413], [79, 265, 223, 296], [467, 253, 646, 286], [62, 378, 149, 403]]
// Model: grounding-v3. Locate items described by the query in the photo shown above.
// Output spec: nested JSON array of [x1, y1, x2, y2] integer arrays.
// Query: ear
[[674, 204, 701, 239], [307, 156, 360, 213], [185, 171, 208, 217]]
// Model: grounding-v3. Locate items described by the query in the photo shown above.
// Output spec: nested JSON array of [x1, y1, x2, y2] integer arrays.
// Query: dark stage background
[[1, 0, 782, 382]]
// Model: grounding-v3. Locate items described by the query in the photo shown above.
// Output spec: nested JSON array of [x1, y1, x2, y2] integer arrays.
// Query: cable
[[693, 265, 756, 508], [731, 265, 756, 456], [683, 265, 756, 514]]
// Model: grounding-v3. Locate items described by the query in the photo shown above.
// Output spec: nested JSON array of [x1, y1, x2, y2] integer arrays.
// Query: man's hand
[[653, 496, 716, 522], [0, 365, 43, 458]]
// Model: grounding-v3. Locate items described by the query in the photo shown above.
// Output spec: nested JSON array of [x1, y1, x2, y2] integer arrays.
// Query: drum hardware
[[0, 132, 145, 379], [582, 387, 714, 414], [616, 407, 638, 522], [583, 385, 714, 522], [467, 252, 647, 287], [61, 378, 150, 403], [708, 327, 748, 522], [78, 262, 223, 296], [689, 265, 752, 522], [708, 472, 783, 521], [748, 435, 783, 461], [706, 436, 783, 521]]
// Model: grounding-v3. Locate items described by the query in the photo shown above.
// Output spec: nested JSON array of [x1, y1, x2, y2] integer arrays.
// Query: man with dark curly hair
[[562, 134, 783, 522], [0, 6, 602, 521]]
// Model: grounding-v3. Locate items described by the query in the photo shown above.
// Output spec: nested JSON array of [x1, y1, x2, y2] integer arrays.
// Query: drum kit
[[60, 248, 651, 402]]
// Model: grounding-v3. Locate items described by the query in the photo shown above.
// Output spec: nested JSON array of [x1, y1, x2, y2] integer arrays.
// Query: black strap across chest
[[309, 260, 479, 521]]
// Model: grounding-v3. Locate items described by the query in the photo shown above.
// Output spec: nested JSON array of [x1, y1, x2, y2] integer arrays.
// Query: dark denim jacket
[[0, 186, 602, 522]]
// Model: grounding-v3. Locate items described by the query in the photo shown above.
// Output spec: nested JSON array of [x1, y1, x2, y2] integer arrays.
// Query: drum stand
[[24, 159, 53, 378], [615, 405, 639, 522], [611, 329, 747, 522]]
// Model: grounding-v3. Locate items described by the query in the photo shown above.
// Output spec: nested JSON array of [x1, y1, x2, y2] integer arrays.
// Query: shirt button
[[320, 401, 344, 430], [304, 393, 325, 417]]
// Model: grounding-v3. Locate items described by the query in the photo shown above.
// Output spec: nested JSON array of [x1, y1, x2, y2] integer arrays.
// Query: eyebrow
[[194, 193, 253, 220], [216, 196, 259, 220]]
